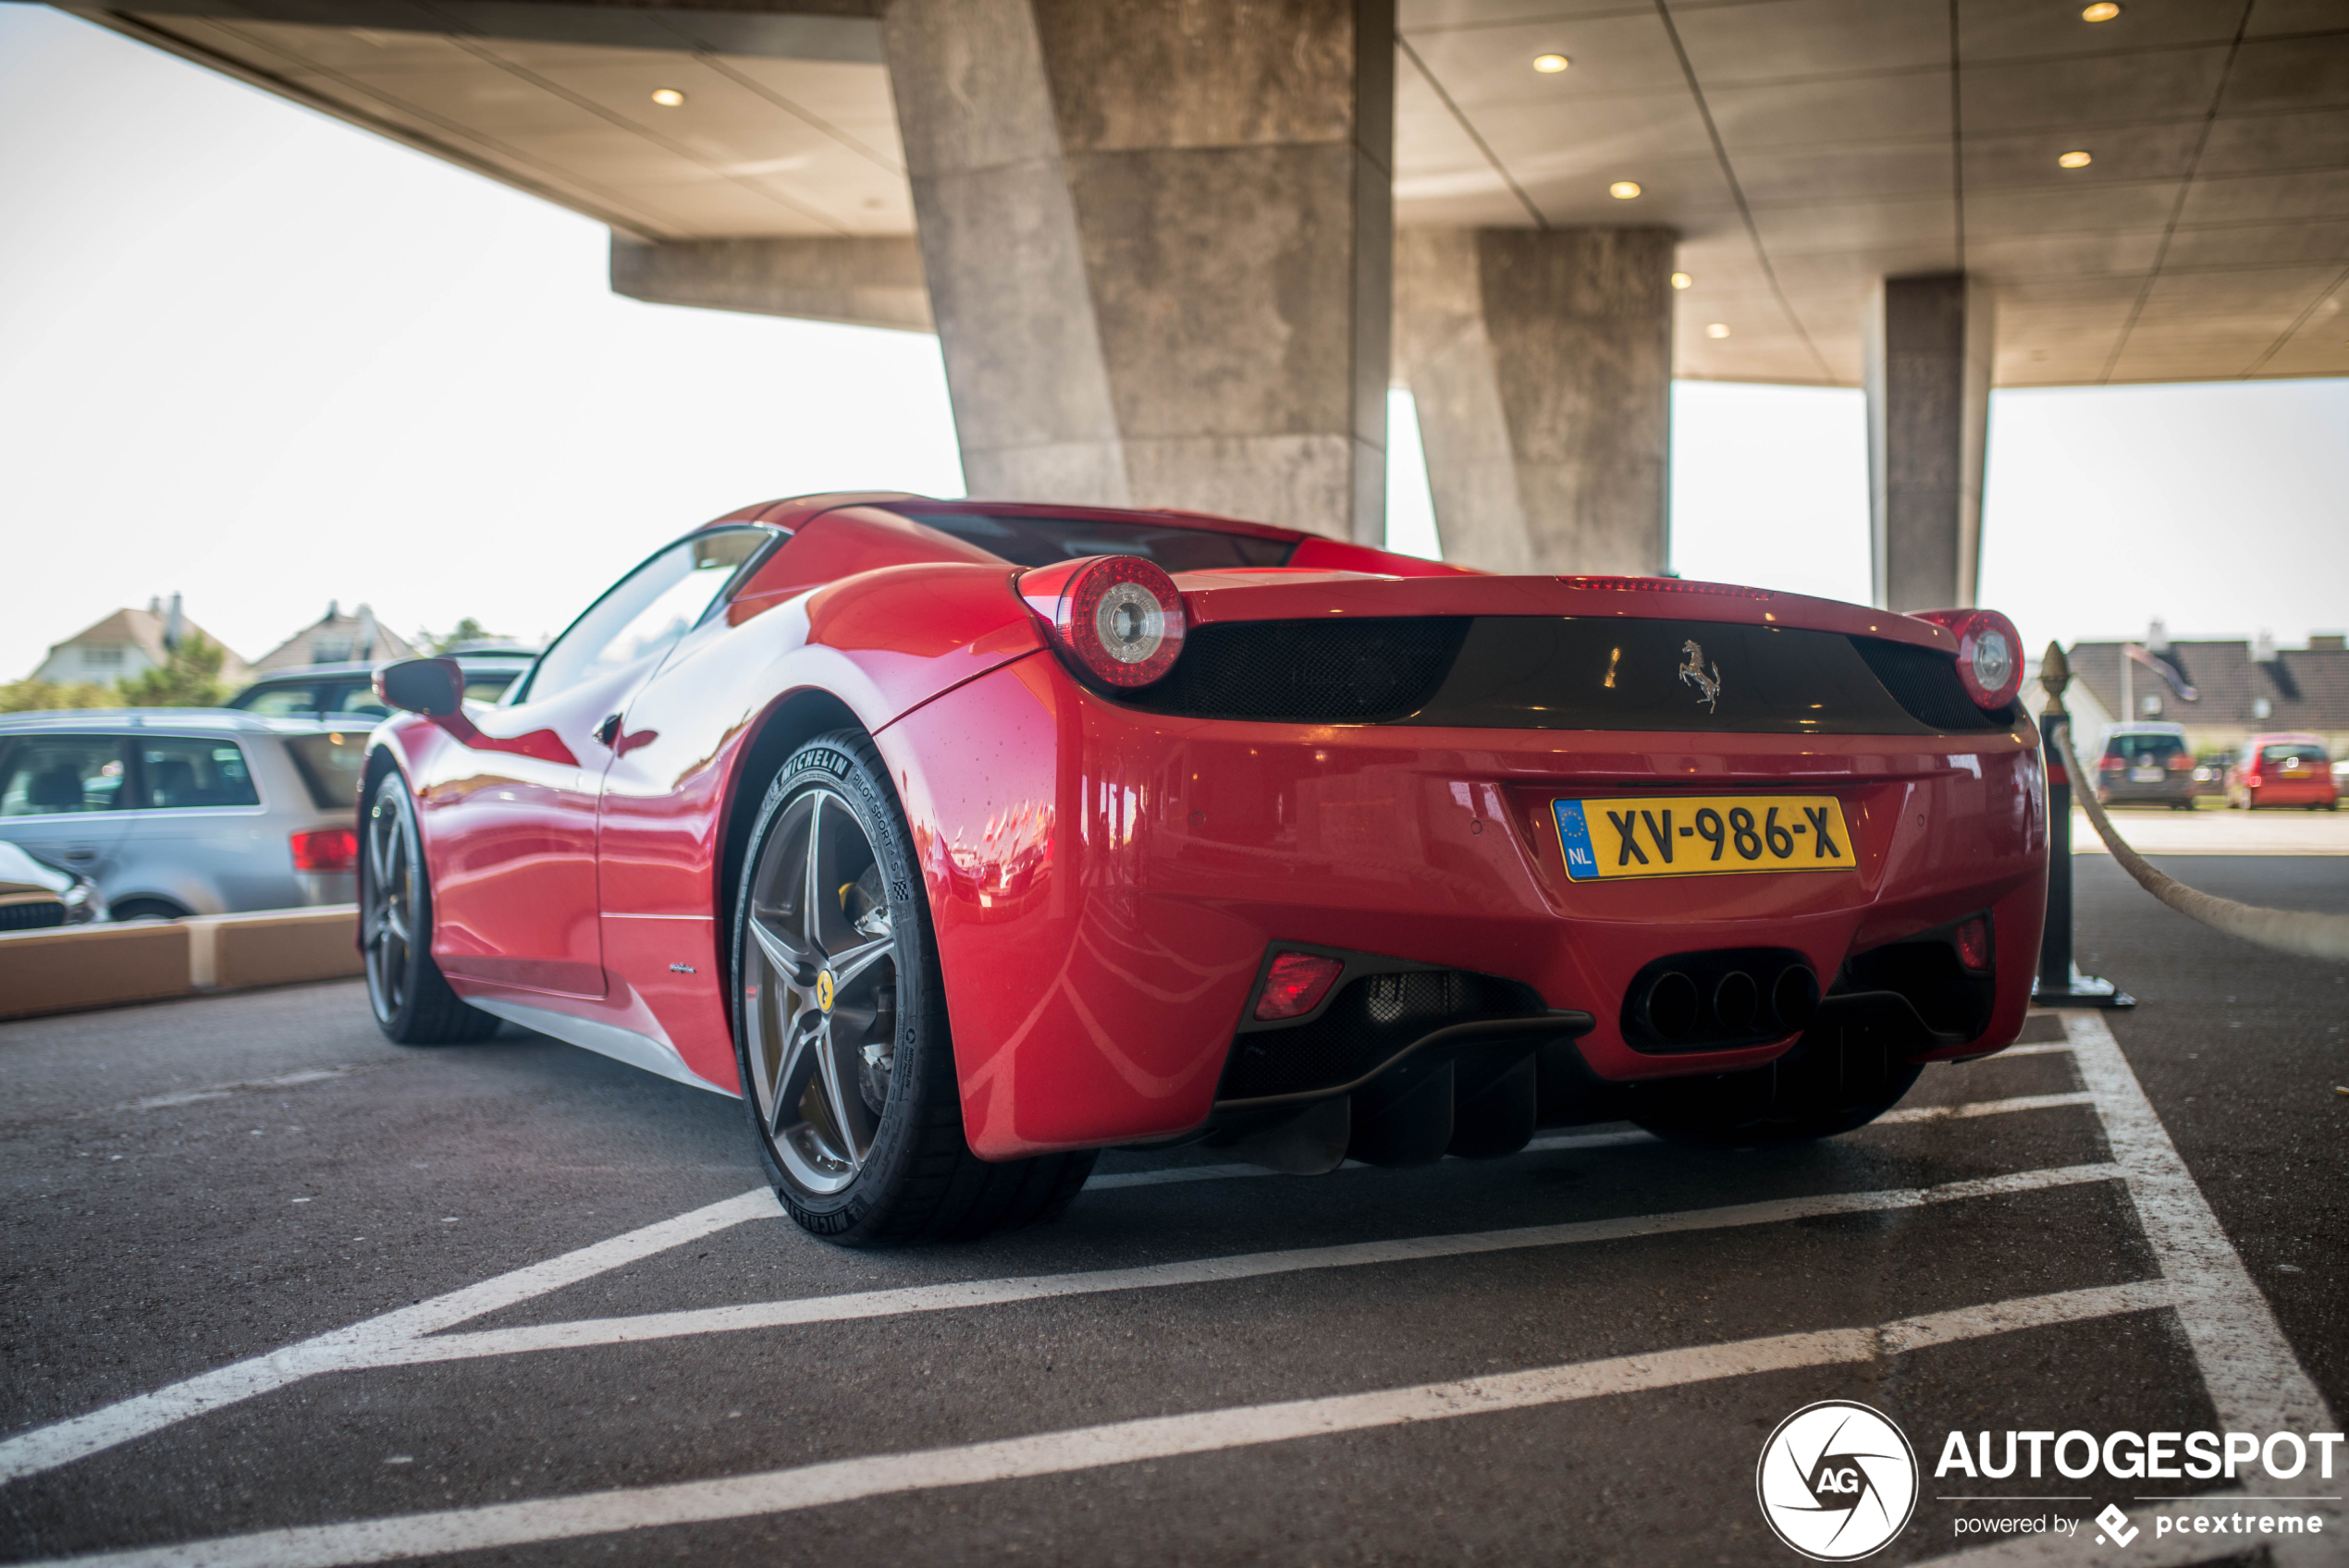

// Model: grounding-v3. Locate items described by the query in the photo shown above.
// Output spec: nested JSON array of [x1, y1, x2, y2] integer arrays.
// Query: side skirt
[[468, 997, 737, 1098]]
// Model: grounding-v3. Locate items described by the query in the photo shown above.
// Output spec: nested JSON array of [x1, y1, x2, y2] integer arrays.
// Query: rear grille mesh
[[1851, 637, 2011, 731], [1111, 615, 2009, 734], [1219, 969, 1539, 1102], [1123, 618, 1470, 723]]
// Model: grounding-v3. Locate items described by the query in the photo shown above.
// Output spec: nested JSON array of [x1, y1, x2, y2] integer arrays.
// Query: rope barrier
[[2048, 714, 2349, 964]]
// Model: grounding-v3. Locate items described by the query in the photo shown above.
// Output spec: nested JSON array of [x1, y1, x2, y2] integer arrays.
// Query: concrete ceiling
[[71, 0, 2349, 388]]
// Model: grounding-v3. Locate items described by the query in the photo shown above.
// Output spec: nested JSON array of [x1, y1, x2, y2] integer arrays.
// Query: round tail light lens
[[1912, 608, 2024, 712], [1046, 556, 1187, 688]]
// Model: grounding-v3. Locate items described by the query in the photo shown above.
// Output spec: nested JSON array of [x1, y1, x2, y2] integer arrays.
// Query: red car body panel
[[367, 494, 2048, 1152]]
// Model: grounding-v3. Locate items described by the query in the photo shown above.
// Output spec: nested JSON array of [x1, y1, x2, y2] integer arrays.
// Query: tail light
[[290, 827, 358, 873], [1019, 555, 1187, 689], [1952, 914, 1993, 974], [1912, 608, 2023, 711], [2167, 753, 2193, 771], [1254, 949, 1345, 1021]]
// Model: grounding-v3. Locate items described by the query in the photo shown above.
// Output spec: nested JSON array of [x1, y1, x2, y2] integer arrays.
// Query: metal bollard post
[[2033, 643, 2134, 1008]]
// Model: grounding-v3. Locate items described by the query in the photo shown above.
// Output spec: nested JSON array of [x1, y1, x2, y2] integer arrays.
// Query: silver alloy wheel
[[743, 786, 898, 1197], [363, 785, 415, 1025]]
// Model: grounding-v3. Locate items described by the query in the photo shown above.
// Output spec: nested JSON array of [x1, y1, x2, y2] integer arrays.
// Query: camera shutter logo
[[1756, 1401, 1919, 1561]]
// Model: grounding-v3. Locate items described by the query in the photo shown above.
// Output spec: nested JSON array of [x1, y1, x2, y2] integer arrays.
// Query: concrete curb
[[0, 905, 361, 1023]]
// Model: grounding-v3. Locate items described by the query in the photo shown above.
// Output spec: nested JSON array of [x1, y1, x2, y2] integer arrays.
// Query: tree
[[117, 631, 230, 707], [427, 618, 492, 655], [0, 680, 122, 713]]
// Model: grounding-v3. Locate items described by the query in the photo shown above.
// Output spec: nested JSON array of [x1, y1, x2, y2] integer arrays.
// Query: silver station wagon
[[0, 711, 366, 920]]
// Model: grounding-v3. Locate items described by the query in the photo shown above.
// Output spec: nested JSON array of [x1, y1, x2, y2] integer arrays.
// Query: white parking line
[[17, 1280, 2175, 1568], [1089, 1091, 2094, 1194], [1998, 1039, 2078, 1058], [1876, 1091, 2095, 1123], [0, 1084, 2106, 1486], [376, 1162, 2122, 1368], [2060, 1010, 2343, 1565], [0, 1189, 781, 1487]]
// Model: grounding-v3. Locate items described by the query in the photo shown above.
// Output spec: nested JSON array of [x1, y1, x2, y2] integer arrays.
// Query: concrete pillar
[[610, 237, 931, 333], [1864, 274, 1995, 612], [880, 0, 1394, 542], [1394, 227, 1675, 575]]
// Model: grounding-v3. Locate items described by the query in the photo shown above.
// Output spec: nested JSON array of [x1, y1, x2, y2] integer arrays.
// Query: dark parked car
[[227, 647, 538, 721], [2094, 722, 2196, 809]]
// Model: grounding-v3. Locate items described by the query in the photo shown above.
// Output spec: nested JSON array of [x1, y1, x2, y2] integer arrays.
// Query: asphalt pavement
[[1, 854, 2343, 1567]]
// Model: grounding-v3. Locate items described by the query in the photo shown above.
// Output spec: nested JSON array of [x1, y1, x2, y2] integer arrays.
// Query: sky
[[2, 5, 2343, 682]]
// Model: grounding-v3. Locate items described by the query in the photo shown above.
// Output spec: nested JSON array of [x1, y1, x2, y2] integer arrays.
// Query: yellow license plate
[[1552, 795, 1856, 882]]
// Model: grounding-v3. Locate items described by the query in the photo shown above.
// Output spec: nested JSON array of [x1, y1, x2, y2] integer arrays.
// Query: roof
[[2068, 640, 2349, 734], [0, 709, 369, 737], [239, 654, 532, 684], [46, 606, 247, 672], [90, 5, 2349, 387], [249, 609, 419, 674]]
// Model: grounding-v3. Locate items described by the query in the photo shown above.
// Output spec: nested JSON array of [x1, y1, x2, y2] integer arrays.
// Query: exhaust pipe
[[1642, 971, 1700, 1039], [1712, 970, 1759, 1032], [1770, 964, 1819, 1031]]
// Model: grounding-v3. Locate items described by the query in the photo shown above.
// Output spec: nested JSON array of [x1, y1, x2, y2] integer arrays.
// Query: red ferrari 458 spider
[[361, 495, 2047, 1245]]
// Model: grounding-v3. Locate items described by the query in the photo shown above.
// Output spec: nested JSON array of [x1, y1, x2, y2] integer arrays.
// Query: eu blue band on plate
[[1553, 799, 1601, 882]]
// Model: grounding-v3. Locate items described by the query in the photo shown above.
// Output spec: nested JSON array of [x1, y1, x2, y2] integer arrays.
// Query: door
[[0, 734, 135, 906], [420, 526, 772, 998], [115, 732, 276, 913]]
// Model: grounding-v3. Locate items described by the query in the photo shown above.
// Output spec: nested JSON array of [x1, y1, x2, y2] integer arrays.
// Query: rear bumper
[[2097, 777, 2195, 803], [884, 653, 2048, 1158], [2242, 783, 2337, 807]]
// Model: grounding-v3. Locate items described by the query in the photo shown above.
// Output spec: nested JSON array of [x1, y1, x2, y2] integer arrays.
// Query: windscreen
[[2105, 732, 2185, 763], [283, 731, 369, 811], [2259, 742, 2329, 767], [890, 509, 1295, 572]]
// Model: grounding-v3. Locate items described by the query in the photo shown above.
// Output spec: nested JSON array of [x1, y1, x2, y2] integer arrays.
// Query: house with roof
[[28, 594, 249, 688], [2066, 629, 2349, 761], [248, 602, 418, 674]]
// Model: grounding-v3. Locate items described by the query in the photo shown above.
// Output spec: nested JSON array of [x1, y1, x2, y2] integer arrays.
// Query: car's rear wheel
[[363, 770, 498, 1045], [732, 731, 1093, 1246]]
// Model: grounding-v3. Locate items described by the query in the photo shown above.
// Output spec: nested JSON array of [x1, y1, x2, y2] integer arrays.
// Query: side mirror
[[375, 658, 464, 718]]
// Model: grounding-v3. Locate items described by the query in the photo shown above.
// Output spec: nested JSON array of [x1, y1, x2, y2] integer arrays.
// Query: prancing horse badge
[[1679, 640, 1721, 712]]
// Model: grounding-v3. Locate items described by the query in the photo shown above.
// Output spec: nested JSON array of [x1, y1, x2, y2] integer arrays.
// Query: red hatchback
[[357, 496, 2048, 1244], [2228, 733, 2341, 810]]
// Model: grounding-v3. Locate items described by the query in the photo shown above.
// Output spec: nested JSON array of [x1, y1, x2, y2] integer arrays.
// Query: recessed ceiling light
[[1532, 54, 1571, 73], [2058, 149, 2093, 168], [1671, 272, 1693, 289], [1609, 180, 1642, 200], [649, 88, 686, 107], [1705, 323, 1731, 339], [2081, 2, 2121, 19]]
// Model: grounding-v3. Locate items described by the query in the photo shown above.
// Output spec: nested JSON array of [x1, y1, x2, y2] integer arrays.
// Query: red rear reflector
[[1952, 915, 1992, 974], [1255, 950, 1345, 1022], [290, 827, 358, 873]]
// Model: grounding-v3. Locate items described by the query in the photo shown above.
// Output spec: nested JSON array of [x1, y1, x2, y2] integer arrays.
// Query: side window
[[135, 739, 260, 810], [235, 684, 322, 717], [326, 681, 391, 719], [523, 528, 769, 703], [283, 732, 368, 811], [0, 737, 129, 815]]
